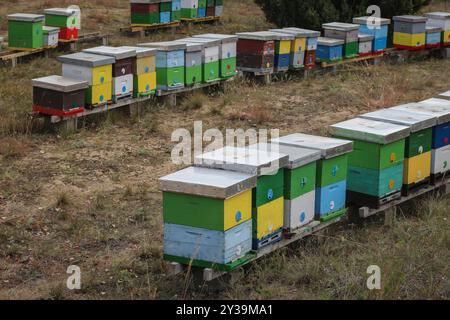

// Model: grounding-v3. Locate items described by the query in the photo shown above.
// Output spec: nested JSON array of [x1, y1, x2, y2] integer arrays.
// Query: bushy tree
[[255, 0, 432, 29]]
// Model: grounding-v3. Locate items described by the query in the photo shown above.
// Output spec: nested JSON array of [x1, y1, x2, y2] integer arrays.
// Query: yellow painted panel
[[223, 189, 252, 231], [92, 64, 113, 86], [136, 72, 156, 93], [403, 152, 431, 184], [136, 55, 156, 75], [393, 32, 426, 47], [91, 82, 112, 105], [279, 40, 292, 54], [255, 196, 284, 239], [291, 38, 306, 53], [444, 30, 450, 44]]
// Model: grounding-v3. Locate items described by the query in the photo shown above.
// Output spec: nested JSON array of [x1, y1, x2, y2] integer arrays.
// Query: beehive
[[330, 118, 410, 208], [177, 37, 220, 82], [353, 16, 391, 53], [250, 143, 321, 231], [172, 0, 182, 21], [139, 41, 186, 90], [426, 26, 442, 48], [270, 32, 294, 72], [195, 146, 289, 250], [32, 75, 88, 117], [272, 133, 353, 221], [173, 40, 204, 85], [181, 0, 198, 19], [120, 46, 157, 97], [424, 12, 450, 46], [283, 27, 321, 68], [83, 46, 136, 102], [236, 31, 276, 73], [193, 34, 237, 78], [215, 4, 223, 17], [58, 52, 114, 106], [358, 33, 374, 56], [360, 109, 437, 191], [270, 29, 306, 69], [393, 15, 427, 50], [391, 102, 450, 179], [7, 14, 44, 50], [44, 8, 79, 40], [160, 166, 255, 270], [316, 37, 344, 62], [130, 0, 160, 25], [322, 22, 359, 58], [43, 26, 59, 48], [159, 0, 172, 23]]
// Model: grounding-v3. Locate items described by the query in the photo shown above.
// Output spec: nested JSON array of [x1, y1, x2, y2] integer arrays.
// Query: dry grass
[[0, 0, 449, 300]]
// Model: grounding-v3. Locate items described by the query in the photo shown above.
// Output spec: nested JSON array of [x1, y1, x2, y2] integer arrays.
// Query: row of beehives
[[159, 91, 450, 271], [31, 34, 237, 117], [6, 8, 81, 50], [235, 12, 450, 74], [130, 0, 223, 25]]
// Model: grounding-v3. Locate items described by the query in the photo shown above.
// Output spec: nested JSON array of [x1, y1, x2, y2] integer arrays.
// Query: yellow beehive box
[[278, 40, 292, 55], [253, 196, 284, 240], [134, 72, 157, 97], [393, 32, 426, 49], [403, 151, 431, 184], [87, 82, 113, 105]]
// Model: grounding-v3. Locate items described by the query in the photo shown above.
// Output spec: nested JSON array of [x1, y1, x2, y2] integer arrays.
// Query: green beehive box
[[181, 8, 197, 19], [7, 13, 44, 49], [344, 41, 359, 58], [160, 1, 172, 12], [171, 10, 181, 22], [131, 12, 160, 24], [199, 0, 207, 7], [44, 8, 78, 28]]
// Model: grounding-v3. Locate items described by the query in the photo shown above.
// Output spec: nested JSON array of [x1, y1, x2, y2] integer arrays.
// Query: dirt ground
[[0, 0, 449, 299]]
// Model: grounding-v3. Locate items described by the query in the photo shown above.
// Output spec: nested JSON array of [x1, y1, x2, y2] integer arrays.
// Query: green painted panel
[[284, 162, 317, 200], [163, 191, 225, 230], [316, 154, 348, 187], [219, 57, 236, 78], [131, 12, 160, 24], [8, 20, 43, 49], [253, 169, 284, 207], [346, 139, 405, 170], [171, 10, 181, 22], [45, 14, 77, 28], [181, 8, 197, 19], [164, 252, 256, 271], [199, 0, 207, 7], [344, 41, 358, 58], [406, 128, 432, 158], [185, 65, 203, 85], [157, 66, 185, 87], [160, 2, 172, 12], [203, 61, 220, 82]]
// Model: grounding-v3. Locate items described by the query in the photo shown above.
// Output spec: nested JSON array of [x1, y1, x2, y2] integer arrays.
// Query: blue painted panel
[[373, 37, 388, 51], [172, 0, 181, 11], [156, 51, 168, 68], [359, 25, 389, 38], [197, 7, 206, 18], [347, 163, 403, 197], [315, 180, 346, 216], [274, 53, 290, 69], [163, 219, 252, 264], [427, 32, 441, 45], [307, 37, 318, 48], [167, 50, 185, 68], [317, 44, 343, 61], [160, 12, 171, 24], [433, 122, 450, 149]]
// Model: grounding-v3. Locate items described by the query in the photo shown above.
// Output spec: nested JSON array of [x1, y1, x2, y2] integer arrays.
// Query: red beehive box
[[131, 3, 159, 13], [59, 27, 78, 40]]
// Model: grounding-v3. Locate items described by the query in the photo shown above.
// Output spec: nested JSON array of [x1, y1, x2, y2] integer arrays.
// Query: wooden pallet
[[168, 215, 345, 282], [320, 52, 384, 68], [121, 21, 181, 35], [181, 16, 220, 24]]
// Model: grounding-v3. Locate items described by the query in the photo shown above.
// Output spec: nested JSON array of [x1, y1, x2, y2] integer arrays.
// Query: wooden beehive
[[330, 118, 410, 208], [43, 26, 59, 48], [44, 8, 79, 40], [322, 22, 359, 58], [424, 12, 450, 46], [353, 16, 391, 53], [181, 0, 198, 19], [160, 166, 255, 269], [426, 25, 442, 48], [393, 15, 427, 50], [58, 52, 115, 106], [358, 33, 374, 56], [316, 37, 344, 62], [272, 133, 353, 221], [249, 143, 321, 231], [139, 41, 186, 90], [360, 108, 437, 189], [195, 146, 289, 249], [236, 31, 276, 73], [193, 34, 237, 78], [7, 13, 44, 49], [173, 40, 204, 85], [32, 75, 88, 117]]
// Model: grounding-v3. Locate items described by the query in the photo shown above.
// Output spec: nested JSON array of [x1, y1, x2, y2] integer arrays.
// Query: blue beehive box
[[353, 16, 391, 53], [426, 25, 442, 48], [198, 7, 206, 17], [160, 11, 171, 23], [317, 37, 344, 62]]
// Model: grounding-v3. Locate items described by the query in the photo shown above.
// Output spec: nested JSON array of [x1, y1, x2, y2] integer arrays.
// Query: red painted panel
[[131, 3, 159, 13], [237, 39, 275, 55]]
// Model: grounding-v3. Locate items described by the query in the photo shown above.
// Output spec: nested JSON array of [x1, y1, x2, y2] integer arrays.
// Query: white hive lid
[[360, 108, 437, 132]]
